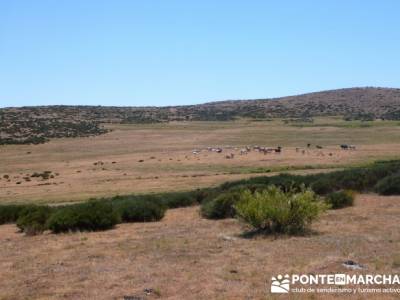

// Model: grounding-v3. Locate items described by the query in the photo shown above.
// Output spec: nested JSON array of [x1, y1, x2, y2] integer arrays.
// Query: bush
[[47, 201, 119, 233], [375, 173, 400, 195], [115, 198, 166, 222], [311, 177, 336, 195], [325, 190, 355, 209], [219, 160, 400, 196], [234, 186, 327, 234], [160, 191, 198, 208], [201, 191, 242, 219], [111, 191, 200, 209], [16, 205, 53, 235], [193, 188, 220, 204], [0, 205, 29, 225]]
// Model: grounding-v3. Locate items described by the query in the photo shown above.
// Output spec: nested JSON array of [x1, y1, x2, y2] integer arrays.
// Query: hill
[[1, 87, 400, 144]]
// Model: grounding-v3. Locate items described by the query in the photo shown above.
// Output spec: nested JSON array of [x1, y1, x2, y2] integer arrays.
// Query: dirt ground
[[1, 120, 400, 204], [1, 194, 400, 299]]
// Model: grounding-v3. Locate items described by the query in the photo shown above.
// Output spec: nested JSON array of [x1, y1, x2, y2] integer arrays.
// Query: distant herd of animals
[[192, 144, 356, 159]]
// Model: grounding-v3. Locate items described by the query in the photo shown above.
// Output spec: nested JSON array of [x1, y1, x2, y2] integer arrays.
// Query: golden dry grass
[[1, 194, 400, 299], [1, 119, 400, 204]]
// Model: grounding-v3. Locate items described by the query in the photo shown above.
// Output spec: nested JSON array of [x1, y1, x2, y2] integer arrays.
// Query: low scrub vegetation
[[235, 186, 327, 234], [1, 196, 169, 235], [220, 160, 400, 195], [375, 173, 400, 195], [16, 205, 53, 235], [201, 160, 400, 220], [325, 190, 355, 209], [201, 191, 242, 219], [0, 117, 108, 145], [47, 201, 120, 233], [0, 204, 30, 225], [113, 197, 166, 222], [2, 160, 400, 236], [159, 191, 199, 208]]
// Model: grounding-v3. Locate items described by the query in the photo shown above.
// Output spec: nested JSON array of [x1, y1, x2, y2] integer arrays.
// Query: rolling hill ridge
[[1, 87, 400, 144]]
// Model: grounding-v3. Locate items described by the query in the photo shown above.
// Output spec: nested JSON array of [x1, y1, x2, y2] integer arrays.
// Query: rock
[[219, 234, 237, 241], [144, 288, 154, 295], [342, 260, 365, 270]]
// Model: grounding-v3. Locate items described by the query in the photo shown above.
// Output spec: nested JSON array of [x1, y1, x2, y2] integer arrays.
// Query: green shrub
[[310, 177, 336, 195], [160, 191, 198, 208], [325, 190, 355, 209], [0, 205, 29, 224], [193, 188, 220, 204], [16, 205, 53, 235], [112, 191, 201, 209], [234, 186, 327, 234], [201, 191, 242, 219], [47, 201, 119, 233], [115, 198, 166, 222], [219, 160, 400, 195], [375, 173, 400, 195]]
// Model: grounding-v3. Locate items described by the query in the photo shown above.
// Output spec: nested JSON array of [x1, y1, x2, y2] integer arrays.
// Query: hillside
[[204, 87, 400, 120], [1, 87, 400, 144]]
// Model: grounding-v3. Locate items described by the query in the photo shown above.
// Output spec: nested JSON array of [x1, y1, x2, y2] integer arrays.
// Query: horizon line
[[1, 86, 398, 109]]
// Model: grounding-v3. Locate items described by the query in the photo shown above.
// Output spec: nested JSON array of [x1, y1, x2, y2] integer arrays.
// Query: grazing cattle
[[240, 149, 248, 155], [259, 148, 268, 155], [274, 146, 282, 153], [316, 145, 323, 149], [340, 144, 349, 150], [307, 143, 311, 148], [215, 148, 222, 153], [349, 145, 356, 150]]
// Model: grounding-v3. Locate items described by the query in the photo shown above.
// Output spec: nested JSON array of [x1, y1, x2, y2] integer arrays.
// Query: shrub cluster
[[234, 186, 327, 234], [201, 191, 242, 219], [325, 190, 355, 209], [0, 204, 30, 225], [3, 160, 400, 236], [113, 197, 166, 222], [201, 160, 400, 224], [159, 191, 198, 208], [16, 205, 53, 235], [47, 201, 120, 233], [218, 160, 400, 198], [374, 173, 400, 195], [1, 197, 168, 235]]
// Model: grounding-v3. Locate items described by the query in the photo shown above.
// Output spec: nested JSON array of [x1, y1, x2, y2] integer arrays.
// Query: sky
[[1, 0, 400, 107]]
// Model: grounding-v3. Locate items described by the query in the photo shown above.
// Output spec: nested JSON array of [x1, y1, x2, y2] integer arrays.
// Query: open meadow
[[1, 117, 400, 204], [2, 117, 400, 300]]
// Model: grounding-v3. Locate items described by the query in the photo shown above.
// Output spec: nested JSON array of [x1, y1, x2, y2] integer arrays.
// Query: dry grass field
[[1, 118, 400, 204], [1, 117, 400, 300], [1, 194, 400, 299]]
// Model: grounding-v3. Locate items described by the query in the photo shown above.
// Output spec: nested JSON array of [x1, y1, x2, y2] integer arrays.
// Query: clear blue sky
[[1, 0, 399, 107]]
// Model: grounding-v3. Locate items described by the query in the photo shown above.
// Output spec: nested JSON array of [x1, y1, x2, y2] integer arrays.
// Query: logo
[[271, 274, 290, 293]]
